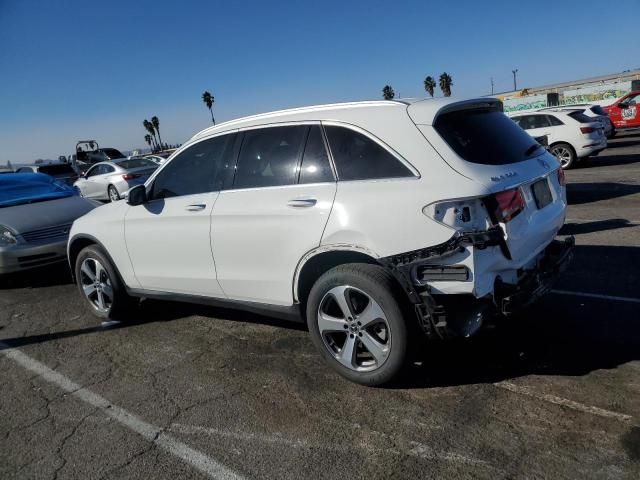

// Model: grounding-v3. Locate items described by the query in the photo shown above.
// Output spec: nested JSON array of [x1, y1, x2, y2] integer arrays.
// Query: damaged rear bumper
[[494, 236, 574, 315]]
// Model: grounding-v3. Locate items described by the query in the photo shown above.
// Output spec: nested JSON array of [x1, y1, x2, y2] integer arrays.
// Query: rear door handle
[[287, 197, 317, 208], [185, 203, 207, 211]]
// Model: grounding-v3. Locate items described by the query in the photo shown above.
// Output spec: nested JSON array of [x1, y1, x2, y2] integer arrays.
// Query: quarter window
[[233, 126, 306, 189], [299, 126, 334, 184], [150, 134, 236, 199], [548, 115, 564, 126], [324, 126, 414, 181]]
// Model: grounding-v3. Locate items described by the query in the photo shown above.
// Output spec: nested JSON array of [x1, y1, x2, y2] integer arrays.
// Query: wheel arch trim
[[67, 233, 127, 287]]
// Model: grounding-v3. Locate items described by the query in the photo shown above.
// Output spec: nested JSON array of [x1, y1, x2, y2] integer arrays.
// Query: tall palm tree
[[144, 134, 153, 152], [151, 116, 163, 150], [143, 119, 158, 151], [202, 91, 215, 124], [423, 76, 436, 97], [439, 72, 453, 97], [382, 85, 395, 100]]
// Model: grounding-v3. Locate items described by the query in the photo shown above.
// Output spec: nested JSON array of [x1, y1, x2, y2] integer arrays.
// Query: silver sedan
[[73, 158, 158, 202]]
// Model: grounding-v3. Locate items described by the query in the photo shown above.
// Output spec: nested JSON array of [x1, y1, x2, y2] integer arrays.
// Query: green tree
[[143, 119, 158, 151], [202, 91, 215, 124], [144, 134, 153, 152], [439, 72, 453, 97], [382, 85, 395, 100], [151, 116, 163, 150], [423, 76, 436, 97]]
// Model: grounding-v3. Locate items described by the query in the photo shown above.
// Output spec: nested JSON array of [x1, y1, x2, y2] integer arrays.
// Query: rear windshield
[[567, 111, 594, 123], [38, 164, 76, 176], [589, 105, 606, 116], [434, 107, 541, 165], [116, 158, 157, 169]]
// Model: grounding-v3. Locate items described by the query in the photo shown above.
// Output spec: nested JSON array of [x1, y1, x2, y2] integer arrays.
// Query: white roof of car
[[190, 97, 502, 142]]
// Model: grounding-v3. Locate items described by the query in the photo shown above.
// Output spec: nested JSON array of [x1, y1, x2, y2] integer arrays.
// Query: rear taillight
[[122, 173, 140, 180], [580, 126, 595, 134], [557, 168, 566, 186], [492, 187, 525, 223]]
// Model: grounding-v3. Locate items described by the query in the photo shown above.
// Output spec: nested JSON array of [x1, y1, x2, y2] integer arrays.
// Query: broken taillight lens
[[492, 187, 525, 223]]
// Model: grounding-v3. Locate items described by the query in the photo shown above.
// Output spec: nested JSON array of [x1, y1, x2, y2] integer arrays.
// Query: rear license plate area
[[532, 179, 552, 209]]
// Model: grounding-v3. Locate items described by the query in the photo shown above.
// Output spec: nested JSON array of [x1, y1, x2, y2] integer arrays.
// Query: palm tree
[[382, 85, 395, 100], [143, 119, 158, 151], [202, 91, 215, 124], [144, 134, 153, 152], [439, 72, 453, 97], [151, 116, 163, 150], [423, 76, 436, 97]]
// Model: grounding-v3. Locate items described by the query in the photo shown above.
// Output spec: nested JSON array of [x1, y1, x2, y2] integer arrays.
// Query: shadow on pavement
[[560, 218, 636, 235], [577, 154, 640, 169], [0, 263, 73, 290], [567, 182, 640, 204]]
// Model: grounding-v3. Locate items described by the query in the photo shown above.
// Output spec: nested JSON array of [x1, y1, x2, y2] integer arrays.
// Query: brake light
[[557, 168, 566, 186], [122, 173, 140, 180], [492, 188, 525, 223], [580, 126, 595, 134]]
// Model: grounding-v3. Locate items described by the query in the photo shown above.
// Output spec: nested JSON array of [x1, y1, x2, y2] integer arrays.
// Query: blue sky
[[1, 0, 638, 163]]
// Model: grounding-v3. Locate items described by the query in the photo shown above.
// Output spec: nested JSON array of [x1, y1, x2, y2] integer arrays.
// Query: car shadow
[[0, 263, 73, 290], [567, 182, 640, 204], [577, 153, 640, 168], [560, 218, 636, 235]]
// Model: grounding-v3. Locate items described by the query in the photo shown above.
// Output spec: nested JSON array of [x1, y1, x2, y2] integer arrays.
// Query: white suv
[[510, 110, 607, 169], [68, 98, 573, 385]]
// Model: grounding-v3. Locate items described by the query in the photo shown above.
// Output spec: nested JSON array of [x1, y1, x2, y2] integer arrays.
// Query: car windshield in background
[[434, 108, 540, 165], [0, 173, 76, 207], [567, 111, 594, 123], [589, 105, 607, 116], [38, 164, 76, 176], [116, 158, 157, 169], [102, 148, 125, 159]]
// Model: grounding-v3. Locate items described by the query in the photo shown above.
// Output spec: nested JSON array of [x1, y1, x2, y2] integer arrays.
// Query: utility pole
[[490, 77, 494, 95], [512, 69, 519, 91]]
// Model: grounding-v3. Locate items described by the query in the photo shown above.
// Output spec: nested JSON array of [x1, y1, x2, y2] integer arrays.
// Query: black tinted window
[[435, 108, 541, 165], [101, 148, 125, 159], [589, 105, 606, 115], [299, 126, 334, 184], [517, 115, 551, 130], [38, 164, 76, 175], [325, 126, 413, 181], [117, 158, 156, 169], [548, 115, 564, 126], [567, 111, 594, 123], [151, 134, 235, 199], [234, 126, 306, 189]]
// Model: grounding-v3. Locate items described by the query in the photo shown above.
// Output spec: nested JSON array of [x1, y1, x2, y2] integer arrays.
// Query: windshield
[[116, 158, 157, 169], [101, 148, 125, 159], [0, 173, 76, 208], [434, 107, 541, 165]]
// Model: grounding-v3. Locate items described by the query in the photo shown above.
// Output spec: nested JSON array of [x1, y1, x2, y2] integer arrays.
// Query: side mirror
[[127, 184, 147, 206]]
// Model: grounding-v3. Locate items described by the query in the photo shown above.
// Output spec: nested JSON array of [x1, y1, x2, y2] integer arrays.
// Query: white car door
[[211, 124, 337, 305], [124, 134, 237, 296]]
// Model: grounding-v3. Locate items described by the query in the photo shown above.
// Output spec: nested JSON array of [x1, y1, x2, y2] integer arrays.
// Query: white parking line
[[551, 289, 640, 304], [0, 342, 245, 480], [494, 381, 634, 423]]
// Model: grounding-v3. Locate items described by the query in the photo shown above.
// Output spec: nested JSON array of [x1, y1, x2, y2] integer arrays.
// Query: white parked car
[[73, 157, 158, 202], [68, 98, 573, 385], [510, 110, 606, 169], [537, 104, 614, 138]]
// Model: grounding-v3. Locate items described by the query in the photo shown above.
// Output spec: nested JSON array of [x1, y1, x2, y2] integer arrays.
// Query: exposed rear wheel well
[[296, 250, 378, 307]]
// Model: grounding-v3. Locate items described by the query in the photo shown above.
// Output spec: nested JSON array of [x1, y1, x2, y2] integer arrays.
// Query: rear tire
[[108, 185, 120, 202], [75, 245, 136, 322], [306, 263, 408, 386], [550, 142, 576, 169]]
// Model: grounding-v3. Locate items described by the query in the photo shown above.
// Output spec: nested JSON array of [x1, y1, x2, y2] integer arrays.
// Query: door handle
[[185, 203, 207, 211], [287, 197, 317, 208]]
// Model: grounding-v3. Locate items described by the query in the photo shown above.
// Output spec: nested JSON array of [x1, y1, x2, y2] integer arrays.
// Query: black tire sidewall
[[75, 245, 132, 321], [306, 264, 408, 386]]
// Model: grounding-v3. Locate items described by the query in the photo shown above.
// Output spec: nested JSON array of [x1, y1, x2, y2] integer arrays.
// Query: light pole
[[491, 77, 494, 95], [512, 69, 519, 91]]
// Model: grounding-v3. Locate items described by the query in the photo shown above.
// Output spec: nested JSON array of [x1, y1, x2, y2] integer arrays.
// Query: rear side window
[[234, 126, 306, 189], [548, 115, 564, 126], [589, 105, 606, 115], [117, 158, 157, 169], [324, 126, 414, 181], [150, 134, 236, 199], [567, 111, 594, 123], [299, 126, 334, 184], [435, 108, 541, 165]]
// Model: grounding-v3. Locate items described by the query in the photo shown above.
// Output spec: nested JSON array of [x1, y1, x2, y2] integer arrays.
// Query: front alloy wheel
[[79, 257, 114, 313], [318, 285, 391, 372]]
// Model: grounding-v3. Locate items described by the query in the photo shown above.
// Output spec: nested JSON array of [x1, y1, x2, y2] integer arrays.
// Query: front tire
[[108, 185, 120, 202], [306, 263, 408, 386], [75, 245, 135, 321], [550, 142, 576, 169]]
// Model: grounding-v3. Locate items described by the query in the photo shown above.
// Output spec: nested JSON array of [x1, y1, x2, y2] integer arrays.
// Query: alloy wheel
[[317, 285, 391, 372], [108, 187, 119, 202], [551, 146, 572, 168], [79, 257, 114, 313]]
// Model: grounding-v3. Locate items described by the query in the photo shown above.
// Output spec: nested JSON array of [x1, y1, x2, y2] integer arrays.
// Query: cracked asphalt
[[1, 134, 639, 479]]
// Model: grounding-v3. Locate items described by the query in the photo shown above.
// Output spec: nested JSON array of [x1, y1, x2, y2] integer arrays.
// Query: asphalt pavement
[[1, 134, 639, 479]]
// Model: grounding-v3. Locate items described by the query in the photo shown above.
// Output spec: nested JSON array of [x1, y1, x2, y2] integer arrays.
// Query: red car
[[603, 90, 640, 134]]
